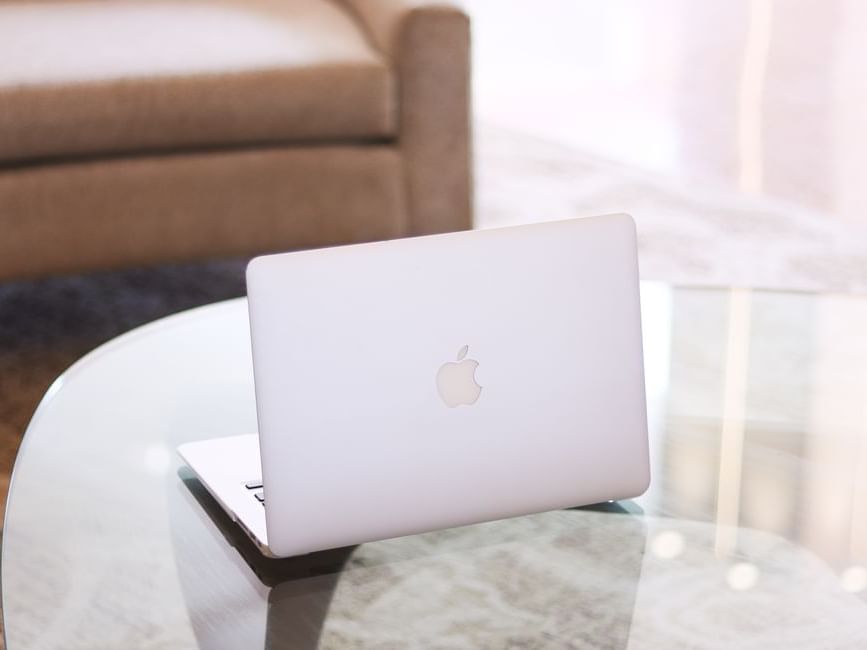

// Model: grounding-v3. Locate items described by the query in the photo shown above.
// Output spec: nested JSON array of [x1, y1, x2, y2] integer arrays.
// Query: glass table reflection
[[3, 283, 867, 648]]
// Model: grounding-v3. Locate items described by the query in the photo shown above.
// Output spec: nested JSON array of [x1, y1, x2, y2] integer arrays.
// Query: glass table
[[3, 284, 867, 648]]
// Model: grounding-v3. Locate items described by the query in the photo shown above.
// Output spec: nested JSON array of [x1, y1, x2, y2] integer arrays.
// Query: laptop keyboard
[[245, 480, 264, 505]]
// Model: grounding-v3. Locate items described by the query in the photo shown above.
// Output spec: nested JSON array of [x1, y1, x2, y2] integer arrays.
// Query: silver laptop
[[178, 214, 650, 558]]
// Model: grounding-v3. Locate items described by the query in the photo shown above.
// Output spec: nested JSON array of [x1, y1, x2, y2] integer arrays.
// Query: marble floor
[[466, 0, 867, 235]]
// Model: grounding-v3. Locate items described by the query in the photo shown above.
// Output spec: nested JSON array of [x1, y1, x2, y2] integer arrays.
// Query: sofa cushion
[[0, 0, 396, 162], [0, 145, 406, 278]]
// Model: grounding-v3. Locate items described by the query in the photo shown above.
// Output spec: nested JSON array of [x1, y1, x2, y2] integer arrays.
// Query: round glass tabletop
[[3, 284, 867, 648]]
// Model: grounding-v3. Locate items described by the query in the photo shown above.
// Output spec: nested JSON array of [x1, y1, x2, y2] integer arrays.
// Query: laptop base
[[178, 435, 274, 556]]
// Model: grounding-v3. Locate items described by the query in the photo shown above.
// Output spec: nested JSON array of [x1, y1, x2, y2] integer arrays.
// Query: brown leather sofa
[[0, 0, 472, 280]]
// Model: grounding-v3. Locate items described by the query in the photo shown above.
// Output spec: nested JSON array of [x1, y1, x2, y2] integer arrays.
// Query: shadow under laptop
[[172, 469, 648, 649]]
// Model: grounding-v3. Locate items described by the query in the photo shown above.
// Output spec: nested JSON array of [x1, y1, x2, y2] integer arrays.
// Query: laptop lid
[[246, 214, 649, 557]]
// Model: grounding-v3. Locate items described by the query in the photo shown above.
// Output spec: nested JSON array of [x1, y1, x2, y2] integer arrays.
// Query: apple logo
[[436, 345, 482, 407]]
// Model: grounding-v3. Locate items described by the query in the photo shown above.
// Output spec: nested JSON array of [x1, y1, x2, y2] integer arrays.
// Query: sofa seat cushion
[[0, 0, 396, 162]]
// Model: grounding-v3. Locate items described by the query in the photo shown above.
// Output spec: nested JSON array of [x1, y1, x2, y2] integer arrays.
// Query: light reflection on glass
[[715, 288, 752, 558], [143, 444, 172, 475], [841, 566, 867, 594], [654, 287, 867, 584], [726, 562, 760, 591], [651, 530, 685, 560]]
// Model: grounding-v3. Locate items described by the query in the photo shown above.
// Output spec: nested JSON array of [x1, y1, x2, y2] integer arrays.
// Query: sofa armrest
[[340, 0, 472, 235]]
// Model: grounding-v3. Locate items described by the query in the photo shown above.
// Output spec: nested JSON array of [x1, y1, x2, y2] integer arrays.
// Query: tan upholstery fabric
[[0, 0, 395, 162], [340, 0, 472, 235], [0, 0, 472, 281], [0, 147, 405, 278]]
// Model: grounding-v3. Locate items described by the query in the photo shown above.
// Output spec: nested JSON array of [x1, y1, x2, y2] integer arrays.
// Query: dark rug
[[0, 259, 249, 526]]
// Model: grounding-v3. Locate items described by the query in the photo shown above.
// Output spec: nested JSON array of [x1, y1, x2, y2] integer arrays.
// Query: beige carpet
[[475, 124, 867, 295]]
